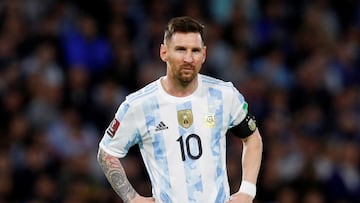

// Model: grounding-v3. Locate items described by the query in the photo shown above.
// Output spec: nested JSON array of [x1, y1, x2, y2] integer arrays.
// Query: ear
[[160, 43, 167, 62], [202, 46, 207, 63]]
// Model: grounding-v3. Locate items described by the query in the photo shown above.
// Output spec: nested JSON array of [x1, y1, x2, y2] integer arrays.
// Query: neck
[[161, 75, 198, 97]]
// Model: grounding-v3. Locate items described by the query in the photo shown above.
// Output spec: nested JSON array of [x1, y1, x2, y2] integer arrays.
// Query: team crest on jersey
[[106, 118, 120, 138], [177, 109, 193, 128], [204, 114, 215, 127]]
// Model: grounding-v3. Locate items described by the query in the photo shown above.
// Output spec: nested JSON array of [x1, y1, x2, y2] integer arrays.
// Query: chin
[[178, 77, 195, 86], [180, 73, 196, 81]]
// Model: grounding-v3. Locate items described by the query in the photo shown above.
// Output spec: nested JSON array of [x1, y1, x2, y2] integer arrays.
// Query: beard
[[177, 65, 197, 85]]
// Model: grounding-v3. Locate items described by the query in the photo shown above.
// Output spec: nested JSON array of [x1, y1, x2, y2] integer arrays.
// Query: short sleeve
[[228, 86, 248, 129], [99, 100, 141, 158]]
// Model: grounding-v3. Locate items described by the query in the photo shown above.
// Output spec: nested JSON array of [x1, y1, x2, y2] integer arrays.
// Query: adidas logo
[[155, 121, 168, 131]]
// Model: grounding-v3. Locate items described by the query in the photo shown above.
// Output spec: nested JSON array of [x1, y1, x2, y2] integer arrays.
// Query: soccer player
[[97, 16, 263, 203]]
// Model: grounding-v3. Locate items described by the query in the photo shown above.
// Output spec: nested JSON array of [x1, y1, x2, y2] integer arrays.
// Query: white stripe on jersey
[[176, 101, 204, 202]]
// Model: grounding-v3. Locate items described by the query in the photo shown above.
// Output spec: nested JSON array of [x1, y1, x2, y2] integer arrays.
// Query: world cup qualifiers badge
[[106, 118, 120, 138]]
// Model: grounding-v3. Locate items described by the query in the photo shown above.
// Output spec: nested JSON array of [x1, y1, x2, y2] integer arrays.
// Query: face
[[160, 32, 206, 85]]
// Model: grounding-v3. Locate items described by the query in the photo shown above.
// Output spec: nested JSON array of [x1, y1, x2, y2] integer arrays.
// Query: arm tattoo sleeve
[[97, 149, 137, 202]]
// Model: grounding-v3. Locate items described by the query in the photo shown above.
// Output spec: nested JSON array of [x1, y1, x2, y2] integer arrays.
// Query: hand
[[226, 192, 254, 203], [129, 194, 156, 203]]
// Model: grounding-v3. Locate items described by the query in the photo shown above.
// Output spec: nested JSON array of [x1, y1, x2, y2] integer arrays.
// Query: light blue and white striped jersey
[[99, 74, 249, 203]]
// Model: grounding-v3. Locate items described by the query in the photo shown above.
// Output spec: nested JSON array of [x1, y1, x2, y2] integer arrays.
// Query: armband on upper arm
[[229, 113, 257, 138]]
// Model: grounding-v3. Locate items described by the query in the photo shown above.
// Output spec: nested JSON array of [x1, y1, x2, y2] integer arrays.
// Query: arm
[[229, 129, 263, 202], [97, 148, 155, 203], [241, 128, 262, 186], [97, 148, 137, 202]]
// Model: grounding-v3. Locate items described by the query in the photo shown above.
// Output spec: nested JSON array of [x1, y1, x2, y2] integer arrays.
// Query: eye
[[175, 47, 186, 52]]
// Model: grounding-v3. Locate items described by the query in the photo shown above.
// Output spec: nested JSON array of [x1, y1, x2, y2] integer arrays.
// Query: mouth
[[180, 68, 194, 76], [181, 64, 195, 71]]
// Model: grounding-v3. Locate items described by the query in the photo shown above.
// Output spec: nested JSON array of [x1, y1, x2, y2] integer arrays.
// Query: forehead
[[167, 32, 204, 47]]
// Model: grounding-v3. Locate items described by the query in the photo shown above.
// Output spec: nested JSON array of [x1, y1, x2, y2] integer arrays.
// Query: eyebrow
[[173, 45, 202, 50]]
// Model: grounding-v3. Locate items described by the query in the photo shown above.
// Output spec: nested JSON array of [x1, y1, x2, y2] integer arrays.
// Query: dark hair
[[164, 16, 205, 44]]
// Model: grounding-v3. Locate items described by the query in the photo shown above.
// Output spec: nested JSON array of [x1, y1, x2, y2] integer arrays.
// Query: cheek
[[167, 55, 181, 65], [195, 55, 205, 65]]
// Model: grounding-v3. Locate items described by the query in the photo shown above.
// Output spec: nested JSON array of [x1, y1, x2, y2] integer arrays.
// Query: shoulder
[[200, 74, 245, 100], [200, 74, 235, 89], [125, 80, 159, 104]]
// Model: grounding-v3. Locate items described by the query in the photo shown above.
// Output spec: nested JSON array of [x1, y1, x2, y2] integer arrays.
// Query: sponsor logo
[[155, 121, 169, 131]]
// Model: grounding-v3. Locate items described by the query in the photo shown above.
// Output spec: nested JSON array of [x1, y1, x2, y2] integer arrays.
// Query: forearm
[[241, 129, 263, 184], [228, 129, 263, 202], [97, 148, 137, 203]]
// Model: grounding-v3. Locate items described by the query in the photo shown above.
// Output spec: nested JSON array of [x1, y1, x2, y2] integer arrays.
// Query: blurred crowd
[[0, 0, 359, 202]]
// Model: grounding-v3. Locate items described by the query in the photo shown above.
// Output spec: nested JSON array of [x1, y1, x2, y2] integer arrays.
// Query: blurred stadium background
[[0, 0, 359, 202]]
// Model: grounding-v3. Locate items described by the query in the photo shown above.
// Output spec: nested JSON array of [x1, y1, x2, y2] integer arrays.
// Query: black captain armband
[[229, 113, 257, 138]]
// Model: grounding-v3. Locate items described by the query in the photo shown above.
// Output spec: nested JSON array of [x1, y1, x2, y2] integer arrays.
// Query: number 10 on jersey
[[176, 134, 203, 161]]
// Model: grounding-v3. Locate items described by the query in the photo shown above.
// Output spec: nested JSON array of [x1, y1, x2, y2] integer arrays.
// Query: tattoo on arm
[[97, 149, 137, 202]]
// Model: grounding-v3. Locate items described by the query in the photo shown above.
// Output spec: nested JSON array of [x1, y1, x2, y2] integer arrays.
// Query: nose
[[184, 51, 193, 63]]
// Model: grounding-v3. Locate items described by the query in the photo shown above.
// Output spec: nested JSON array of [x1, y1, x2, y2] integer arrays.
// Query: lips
[[181, 68, 194, 74], [181, 64, 194, 70]]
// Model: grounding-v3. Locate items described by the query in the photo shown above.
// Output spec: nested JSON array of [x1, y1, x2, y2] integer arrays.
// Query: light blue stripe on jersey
[[208, 87, 227, 203], [142, 96, 172, 202], [177, 101, 203, 203]]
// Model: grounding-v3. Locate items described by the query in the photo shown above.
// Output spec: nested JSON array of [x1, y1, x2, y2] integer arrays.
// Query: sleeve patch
[[106, 118, 120, 138]]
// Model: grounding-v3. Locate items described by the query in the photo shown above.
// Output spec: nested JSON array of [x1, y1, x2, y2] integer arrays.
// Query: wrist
[[238, 180, 256, 198]]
